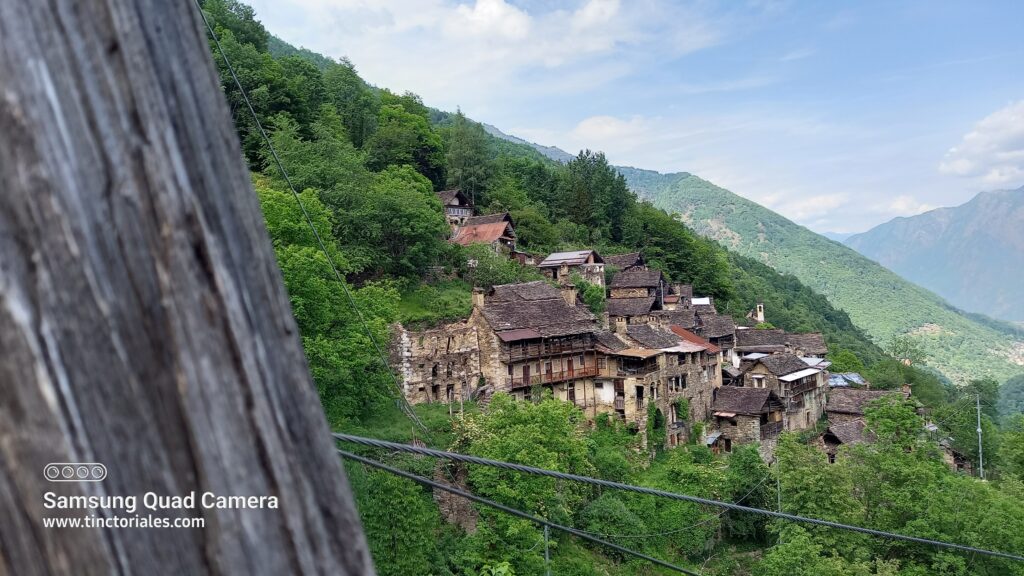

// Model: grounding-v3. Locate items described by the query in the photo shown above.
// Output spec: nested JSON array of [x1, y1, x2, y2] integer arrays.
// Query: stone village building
[[537, 250, 606, 288], [707, 387, 785, 460], [451, 213, 517, 254], [436, 189, 473, 228], [736, 353, 828, 431]]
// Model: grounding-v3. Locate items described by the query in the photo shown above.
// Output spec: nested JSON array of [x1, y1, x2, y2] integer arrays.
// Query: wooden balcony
[[760, 421, 784, 440], [789, 378, 819, 395], [506, 365, 599, 390], [614, 396, 625, 411], [506, 339, 592, 361]]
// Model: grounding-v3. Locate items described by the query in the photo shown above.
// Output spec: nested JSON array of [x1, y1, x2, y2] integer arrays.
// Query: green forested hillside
[[198, 2, 1024, 574], [846, 187, 1024, 323], [619, 166, 1024, 384]]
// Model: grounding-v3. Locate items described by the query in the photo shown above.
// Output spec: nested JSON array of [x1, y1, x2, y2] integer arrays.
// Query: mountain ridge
[[613, 166, 1023, 384], [846, 187, 1024, 323]]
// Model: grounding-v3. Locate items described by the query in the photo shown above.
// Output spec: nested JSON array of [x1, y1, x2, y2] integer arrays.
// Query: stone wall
[[393, 322, 483, 404], [609, 287, 650, 299]]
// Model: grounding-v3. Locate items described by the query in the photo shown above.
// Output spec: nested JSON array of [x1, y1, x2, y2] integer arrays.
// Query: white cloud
[[447, 0, 531, 39], [871, 195, 935, 216], [939, 100, 1024, 185]]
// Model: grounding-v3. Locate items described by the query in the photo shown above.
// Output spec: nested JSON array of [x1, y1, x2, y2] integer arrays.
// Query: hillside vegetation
[[619, 166, 1024, 384], [199, 2, 1024, 574], [846, 187, 1024, 323]]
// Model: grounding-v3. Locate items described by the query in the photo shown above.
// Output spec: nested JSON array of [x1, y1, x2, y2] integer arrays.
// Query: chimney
[[614, 316, 627, 333], [560, 283, 577, 307], [558, 262, 570, 284], [472, 288, 485, 309], [756, 303, 765, 323]]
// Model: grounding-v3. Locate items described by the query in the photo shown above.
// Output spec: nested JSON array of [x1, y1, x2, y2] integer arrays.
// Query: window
[[598, 357, 607, 369], [579, 354, 585, 366], [567, 383, 576, 404], [752, 375, 765, 389], [507, 364, 513, 376], [828, 453, 836, 464]]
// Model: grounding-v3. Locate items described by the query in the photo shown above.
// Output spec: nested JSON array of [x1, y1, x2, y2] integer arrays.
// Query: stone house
[[596, 324, 720, 448], [709, 386, 785, 459], [695, 312, 737, 365], [608, 269, 665, 301], [436, 188, 473, 228], [538, 250, 606, 288], [662, 284, 693, 311], [452, 213, 517, 254], [824, 388, 902, 425], [607, 296, 658, 331], [739, 353, 827, 431], [816, 420, 874, 463], [393, 322, 482, 404]]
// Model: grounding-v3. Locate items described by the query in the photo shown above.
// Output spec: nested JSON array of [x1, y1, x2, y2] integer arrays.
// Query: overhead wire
[[193, 0, 427, 433], [338, 448, 701, 576], [334, 432, 1024, 563]]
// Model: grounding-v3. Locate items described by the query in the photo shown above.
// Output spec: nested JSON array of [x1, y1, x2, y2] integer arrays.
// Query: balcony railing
[[506, 366, 599, 390], [760, 421, 784, 440], [789, 379, 819, 395], [617, 364, 659, 377], [506, 340, 591, 361]]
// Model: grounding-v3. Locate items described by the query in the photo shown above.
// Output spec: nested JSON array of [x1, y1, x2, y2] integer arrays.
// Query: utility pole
[[976, 394, 985, 480], [0, 1, 373, 573]]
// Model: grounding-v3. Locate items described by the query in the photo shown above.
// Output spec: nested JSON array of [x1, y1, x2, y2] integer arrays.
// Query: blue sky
[[247, 0, 1024, 233]]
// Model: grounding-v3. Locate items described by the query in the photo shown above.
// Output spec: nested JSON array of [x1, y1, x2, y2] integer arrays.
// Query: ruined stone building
[[708, 387, 785, 459], [537, 250, 606, 288], [437, 189, 473, 228], [393, 322, 483, 404], [737, 353, 828, 431], [824, 388, 902, 425], [451, 212, 517, 254]]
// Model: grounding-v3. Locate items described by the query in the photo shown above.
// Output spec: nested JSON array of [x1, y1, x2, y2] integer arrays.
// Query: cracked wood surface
[[0, 1, 374, 574]]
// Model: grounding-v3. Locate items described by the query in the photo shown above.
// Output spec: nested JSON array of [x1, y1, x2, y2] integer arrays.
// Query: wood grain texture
[[0, 1, 374, 574]]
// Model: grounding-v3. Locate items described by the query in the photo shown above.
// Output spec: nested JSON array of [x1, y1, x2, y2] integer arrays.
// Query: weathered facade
[[393, 322, 483, 404], [739, 354, 828, 431], [437, 189, 473, 228], [709, 387, 785, 460], [734, 328, 828, 358]]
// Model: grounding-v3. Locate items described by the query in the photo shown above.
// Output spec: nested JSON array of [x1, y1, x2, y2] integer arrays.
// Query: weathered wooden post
[[0, 1, 374, 574]]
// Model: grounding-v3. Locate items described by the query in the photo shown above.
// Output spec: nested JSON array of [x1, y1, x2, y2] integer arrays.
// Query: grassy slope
[[618, 166, 1023, 384]]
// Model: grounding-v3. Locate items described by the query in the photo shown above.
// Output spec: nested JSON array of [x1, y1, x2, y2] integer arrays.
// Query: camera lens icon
[[44, 463, 106, 482]]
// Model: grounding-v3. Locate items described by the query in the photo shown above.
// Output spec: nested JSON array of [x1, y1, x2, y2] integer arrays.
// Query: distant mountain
[[846, 188, 1024, 323], [481, 123, 575, 163], [822, 231, 855, 242], [616, 166, 1024, 384]]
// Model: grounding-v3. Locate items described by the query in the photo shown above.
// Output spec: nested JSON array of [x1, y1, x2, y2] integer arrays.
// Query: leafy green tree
[[571, 273, 605, 315], [322, 58, 379, 148], [999, 415, 1024, 479], [1000, 374, 1024, 418], [255, 179, 398, 424], [365, 100, 445, 187], [462, 244, 543, 289], [444, 111, 492, 205], [887, 334, 927, 366], [827, 349, 866, 373], [723, 444, 773, 541]]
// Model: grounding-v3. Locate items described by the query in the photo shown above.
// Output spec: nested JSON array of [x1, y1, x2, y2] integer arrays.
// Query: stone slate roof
[[538, 249, 603, 268], [609, 269, 663, 289], [462, 212, 512, 226], [786, 332, 828, 356], [756, 353, 812, 376], [604, 252, 645, 270], [735, 329, 787, 351], [826, 388, 899, 416], [713, 387, 781, 415], [734, 329, 827, 355], [651, 309, 696, 329], [697, 313, 736, 339], [595, 331, 629, 352], [483, 281, 596, 339], [829, 372, 870, 388], [436, 189, 469, 206], [825, 419, 874, 445], [625, 324, 681, 349], [607, 297, 656, 317], [693, 303, 717, 315]]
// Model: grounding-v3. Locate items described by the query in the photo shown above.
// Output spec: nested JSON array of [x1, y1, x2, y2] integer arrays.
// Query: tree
[[827, 349, 865, 373], [365, 100, 446, 188], [887, 334, 927, 366], [1001, 374, 1024, 419], [444, 110, 492, 205], [345, 166, 450, 278], [0, 1, 372, 572]]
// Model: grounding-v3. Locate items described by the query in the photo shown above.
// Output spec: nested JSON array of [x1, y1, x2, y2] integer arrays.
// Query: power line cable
[[575, 471, 773, 540], [334, 433, 1024, 563], [193, 0, 426, 432], [337, 448, 700, 576]]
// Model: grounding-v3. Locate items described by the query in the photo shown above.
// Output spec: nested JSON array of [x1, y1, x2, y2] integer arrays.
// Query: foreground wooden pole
[[0, 1, 374, 574]]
